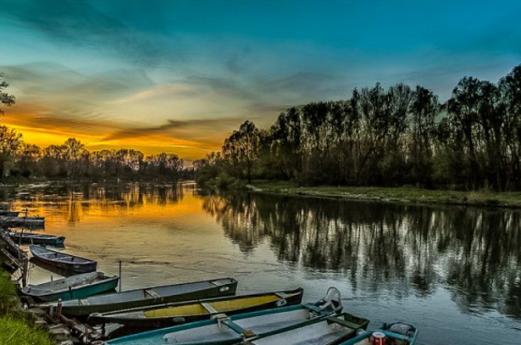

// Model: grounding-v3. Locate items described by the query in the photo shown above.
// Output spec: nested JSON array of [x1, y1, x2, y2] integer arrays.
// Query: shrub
[[0, 316, 53, 345]]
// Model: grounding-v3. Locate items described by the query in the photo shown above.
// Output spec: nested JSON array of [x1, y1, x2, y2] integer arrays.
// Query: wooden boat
[[30, 245, 97, 275], [107, 287, 344, 345], [340, 322, 418, 345], [9, 232, 65, 246], [237, 312, 369, 345], [20, 272, 119, 302], [0, 215, 45, 229], [51, 278, 238, 317], [89, 288, 304, 330], [0, 210, 19, 217]]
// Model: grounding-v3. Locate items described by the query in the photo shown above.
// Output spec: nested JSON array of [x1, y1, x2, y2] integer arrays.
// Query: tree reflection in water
[[202, 192, 521, 318]]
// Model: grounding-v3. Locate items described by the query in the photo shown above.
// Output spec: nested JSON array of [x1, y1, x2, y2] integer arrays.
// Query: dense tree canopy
[[0, 75, 185, 181], [196, 64, 521, 191], [0, 134, 185, 181], [0, 74, 15, 114]]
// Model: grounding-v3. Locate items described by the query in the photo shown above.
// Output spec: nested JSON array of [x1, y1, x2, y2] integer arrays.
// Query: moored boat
[[0, 210, 20, 217], [20, 272, 119, 302], [89, 288, 304, 330], [30, 245, 97, 275], [0, 215, 45, 229], [9, 231, 65, 246], [50, 278, 238, 317], [340, 322, 418, 345], [237, 312, 369, 345], [107, 287, 344, 345]]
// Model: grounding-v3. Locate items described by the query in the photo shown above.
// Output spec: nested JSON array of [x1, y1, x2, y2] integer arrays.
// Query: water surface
[[4, 182, 521, 345]]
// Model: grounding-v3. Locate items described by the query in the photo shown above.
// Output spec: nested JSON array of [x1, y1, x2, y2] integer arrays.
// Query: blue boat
[[30, 245, 97, 275], [340, 322, 418, 345], [0, 210, 20, 217], [9, 231, 65, 246], [20, 272, 119, 302], [107, 287, 346, 345]]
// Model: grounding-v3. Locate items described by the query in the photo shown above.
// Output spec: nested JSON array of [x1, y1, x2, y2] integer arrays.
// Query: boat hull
[[245, 313, 369, 345], [0, 211, 19, 217], [21, 274, 119, 302], [9, 232, 65, 247], [30, 245, 97, 276], [107, 302, 347, 345], [31, 255, 96, 274], [90, 288, 303, 331], [59, 278, 238, 317]]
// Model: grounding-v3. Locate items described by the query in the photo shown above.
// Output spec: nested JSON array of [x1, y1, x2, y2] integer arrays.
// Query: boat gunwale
[[30, 245, 95, 265], [245, 312, 370, 345], [21, 274, 119, 297], [58, 277, 238, 310], [107, 302, 338, 344], [9, 232, 65, 241], [94, 287, 303, 321]]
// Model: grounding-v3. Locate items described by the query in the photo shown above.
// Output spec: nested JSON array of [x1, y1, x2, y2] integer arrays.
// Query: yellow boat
[[89, 288, 304, 331]]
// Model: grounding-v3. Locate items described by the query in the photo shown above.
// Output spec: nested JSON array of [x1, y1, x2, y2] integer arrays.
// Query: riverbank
[[0, 270, 53, 345], [248, 180, 521, 208]]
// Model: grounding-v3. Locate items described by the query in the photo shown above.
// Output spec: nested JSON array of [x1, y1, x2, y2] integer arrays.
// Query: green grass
[[0, 316, 53, 345], [250, 180, 521, 208], [0, 270, 52, 345], [0, 271, 18, 315]]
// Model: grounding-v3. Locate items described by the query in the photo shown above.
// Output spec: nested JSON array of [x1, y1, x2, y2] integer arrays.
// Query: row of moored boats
[[3, 210, 418, 345], [20, 246, 418, 345]]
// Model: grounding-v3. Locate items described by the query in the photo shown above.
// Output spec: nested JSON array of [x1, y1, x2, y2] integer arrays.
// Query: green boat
[[89, 288, 304, 331], [49, 277, 238, 317], [20, 272, 119, 302], [107, 287, 345, 345], [340, 322, 418, 345]]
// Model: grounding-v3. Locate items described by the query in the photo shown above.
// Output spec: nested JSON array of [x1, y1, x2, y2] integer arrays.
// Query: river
[[4, 182, 520, 345]]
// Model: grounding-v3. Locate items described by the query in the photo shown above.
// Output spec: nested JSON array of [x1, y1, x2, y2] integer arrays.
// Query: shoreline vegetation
[[0, 270, 53, 345], [195, 65, 521, 199], [246, 180, 521, 208], [1, 74, 189, 183]]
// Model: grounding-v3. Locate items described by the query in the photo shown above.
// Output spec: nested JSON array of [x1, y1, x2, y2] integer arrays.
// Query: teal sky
[[0, 0, 520, 159]]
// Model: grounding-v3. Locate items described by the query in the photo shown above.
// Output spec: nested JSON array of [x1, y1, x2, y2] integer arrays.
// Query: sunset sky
[[0, 0, 520, 160]]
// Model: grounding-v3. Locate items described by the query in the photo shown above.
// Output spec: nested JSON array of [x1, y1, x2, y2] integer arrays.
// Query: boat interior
[[64, 278, 235, 306], [140, 292, 293, 318], [162, 307, 314, 344], [250, 318, 356, 345], [32, 246, 90, 263], [23, 272, 112, 294]]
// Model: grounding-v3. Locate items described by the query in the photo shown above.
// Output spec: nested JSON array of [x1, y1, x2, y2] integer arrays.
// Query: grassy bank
[[249, 180, 521, 208], [0, 270, 53, 345]]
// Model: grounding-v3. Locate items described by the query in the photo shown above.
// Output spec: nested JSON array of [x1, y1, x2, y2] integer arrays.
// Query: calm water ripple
[[3, 182, 520, 345]]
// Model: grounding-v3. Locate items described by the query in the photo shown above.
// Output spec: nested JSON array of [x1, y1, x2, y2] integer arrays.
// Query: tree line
[[0, 132, 185, 180], [0, 74, 185, 181], [195, 65, 521, 191]]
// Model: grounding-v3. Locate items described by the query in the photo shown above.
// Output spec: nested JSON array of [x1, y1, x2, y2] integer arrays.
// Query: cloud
[[1, 0, 170, 66], [102, 118, 251, 144]]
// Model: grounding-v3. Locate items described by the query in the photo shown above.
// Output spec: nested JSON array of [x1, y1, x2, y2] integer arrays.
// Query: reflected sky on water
[[3, 182, 520, 345]]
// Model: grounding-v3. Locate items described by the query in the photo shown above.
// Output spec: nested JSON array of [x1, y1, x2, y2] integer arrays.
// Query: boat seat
[[79, 299, 90, 305], [326, 316, 364, 330], [220, 318, 256, 338], [211, 313, 228, 321], [144, 289, 161, 298], [201, 302, 218, 314]]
